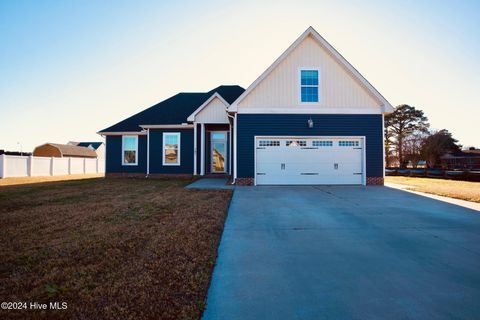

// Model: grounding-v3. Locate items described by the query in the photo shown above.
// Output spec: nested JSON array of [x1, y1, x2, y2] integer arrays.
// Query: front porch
[[194, 123, 231, 177]]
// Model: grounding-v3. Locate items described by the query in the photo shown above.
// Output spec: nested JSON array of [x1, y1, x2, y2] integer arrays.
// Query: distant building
[[68, 141, 105, 158], [33, 143, 97, 158], [441, 148, 480, 170], [0, 150, 32, 156]]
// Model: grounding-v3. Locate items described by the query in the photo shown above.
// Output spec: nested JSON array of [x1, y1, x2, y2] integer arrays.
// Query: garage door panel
[[255, 137, 364, 185]]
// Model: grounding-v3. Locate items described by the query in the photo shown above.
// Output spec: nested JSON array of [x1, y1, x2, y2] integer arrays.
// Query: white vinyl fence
[[0, 154, 105, 178]]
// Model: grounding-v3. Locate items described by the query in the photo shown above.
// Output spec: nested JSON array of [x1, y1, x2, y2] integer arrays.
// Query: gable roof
[[77, 142, 104, 150], [229, 26, 394, 113], [99, 85, 244, 133], [187, 92, 230, 122], [36, 143, 98, 158]]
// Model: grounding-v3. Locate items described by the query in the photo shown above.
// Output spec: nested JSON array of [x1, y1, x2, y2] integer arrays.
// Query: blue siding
[[149, 129, 194, 174], [236, 114, 383, 178], [106, 135, 147, 173]]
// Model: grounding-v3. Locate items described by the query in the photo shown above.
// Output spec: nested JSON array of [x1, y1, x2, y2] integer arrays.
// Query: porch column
[[200, 123, 205, 175], [193, 123, 197, 175]]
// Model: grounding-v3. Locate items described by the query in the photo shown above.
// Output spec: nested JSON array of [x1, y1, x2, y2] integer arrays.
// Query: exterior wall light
[[307, 118, 314, 128]]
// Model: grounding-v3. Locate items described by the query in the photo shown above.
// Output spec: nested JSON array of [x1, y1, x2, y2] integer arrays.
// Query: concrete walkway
[[185, 178, 234, 190], [203, 186, 480, 320]]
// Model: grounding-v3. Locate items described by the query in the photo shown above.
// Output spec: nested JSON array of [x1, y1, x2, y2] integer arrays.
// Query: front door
[[211, 132, 227, 173]]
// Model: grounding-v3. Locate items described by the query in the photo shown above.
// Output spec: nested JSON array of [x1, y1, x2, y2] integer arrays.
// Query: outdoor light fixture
[[307, 118, 314, 128]]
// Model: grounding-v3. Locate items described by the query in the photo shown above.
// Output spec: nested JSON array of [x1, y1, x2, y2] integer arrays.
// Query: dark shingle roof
[[77, 142, 103, 150], [99, 85, 244, 133]]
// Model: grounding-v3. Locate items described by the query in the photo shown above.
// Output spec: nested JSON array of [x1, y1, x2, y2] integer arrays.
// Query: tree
[[421, 129, 461, 168], [385, 105, 429, 167]]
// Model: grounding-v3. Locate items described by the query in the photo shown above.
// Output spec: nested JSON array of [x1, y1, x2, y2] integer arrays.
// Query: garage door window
[[259, 140, 280, 147], [313, 141, 333, 147], [286, 140, 307, 147], [339, 141, 359, 147]]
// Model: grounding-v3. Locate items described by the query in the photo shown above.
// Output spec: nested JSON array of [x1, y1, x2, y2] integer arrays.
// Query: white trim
[[253, 135, 366, 186], [382, 113, 385, 179], [233, 114, 237, 180], [298, 68, 321, 105], [99, 131, 147, 136], [140, 124, 193, 129], [229, 124, 232, 175], [193, 123, 197, 175], [122, 135, 138, 166], [162, 132, 181, 166], [200, 124, 205, 175], [146, 128, 150, 175], [236, 107, 382, 114], [229, 26, 394, 113], [187, 93, 230, 122]]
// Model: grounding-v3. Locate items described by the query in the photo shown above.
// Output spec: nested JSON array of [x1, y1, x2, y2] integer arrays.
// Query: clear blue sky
[[1, 0, 479, 151]]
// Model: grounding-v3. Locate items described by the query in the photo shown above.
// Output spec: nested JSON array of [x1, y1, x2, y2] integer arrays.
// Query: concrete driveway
[[203, 186, 480, 320]]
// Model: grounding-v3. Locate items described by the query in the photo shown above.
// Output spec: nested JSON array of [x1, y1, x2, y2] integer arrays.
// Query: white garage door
[[255, 137, 364, 185]]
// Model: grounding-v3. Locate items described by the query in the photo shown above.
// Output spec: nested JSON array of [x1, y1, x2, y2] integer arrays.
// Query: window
[[300, 70, 319, 102], [122, 135, 138, 165], [339, 140, 359, 147], [259, 140, 280, 147], [212, 132, 226, 140], [163, 133, 181, 165], [313, 140, 333, 147], [286, 140, 307, 147]]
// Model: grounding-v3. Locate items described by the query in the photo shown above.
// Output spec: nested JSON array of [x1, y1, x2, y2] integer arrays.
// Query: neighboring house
[[33, 143, 97, 158], [441, 149, 480, 170], [98, 27, 394, 185], [0, 150, 32, 156], [68, 141, 105, 158]]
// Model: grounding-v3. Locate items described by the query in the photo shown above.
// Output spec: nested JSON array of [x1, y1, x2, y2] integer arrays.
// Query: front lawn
[[0, 178, 232, 319], [385, 176, 480, 203]]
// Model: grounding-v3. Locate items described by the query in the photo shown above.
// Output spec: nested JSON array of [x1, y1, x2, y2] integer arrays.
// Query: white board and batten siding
[[237, 35, 383, 114], [0, 154, 105, 178], [194, 96, 230, 124], [255, 137, 365, 185]]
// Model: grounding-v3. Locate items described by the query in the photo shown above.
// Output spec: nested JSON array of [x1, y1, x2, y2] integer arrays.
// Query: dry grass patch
[[0, 174, 104, 186], [386, 176, 480, 203], [0, 178, 232, 319]]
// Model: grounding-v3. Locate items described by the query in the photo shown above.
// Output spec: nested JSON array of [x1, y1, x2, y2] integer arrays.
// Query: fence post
[[28, 155, 34, 176], [68, 157, 72, 175], [0, 154, 5, 178]]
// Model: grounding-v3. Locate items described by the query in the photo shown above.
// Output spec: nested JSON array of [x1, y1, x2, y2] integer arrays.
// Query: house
[[441, 149, 480, 170], [68, 141, 105, 158], [33, 143, 98, 158], [98, 27, 394, 185]]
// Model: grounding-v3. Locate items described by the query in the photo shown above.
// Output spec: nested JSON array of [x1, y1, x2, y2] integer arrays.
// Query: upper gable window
[[300, 70, 319, 103]]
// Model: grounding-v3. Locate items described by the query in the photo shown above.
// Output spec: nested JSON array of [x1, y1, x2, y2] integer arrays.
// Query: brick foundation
[[235, 178, 254, 186], [366, 177, 384, 185]]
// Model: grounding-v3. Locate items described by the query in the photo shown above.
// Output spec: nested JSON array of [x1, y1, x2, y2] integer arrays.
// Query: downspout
[[146, 128, 150, 177], [227, 112, 235, 183]]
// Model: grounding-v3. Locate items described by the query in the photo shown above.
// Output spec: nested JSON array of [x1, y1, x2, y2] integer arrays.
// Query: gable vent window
[[339, 141, 359, 147], [300, 70, 319, 102]]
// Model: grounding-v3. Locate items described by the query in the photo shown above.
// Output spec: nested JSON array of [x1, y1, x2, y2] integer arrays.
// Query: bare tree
[[385, 105, 429, 167]]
